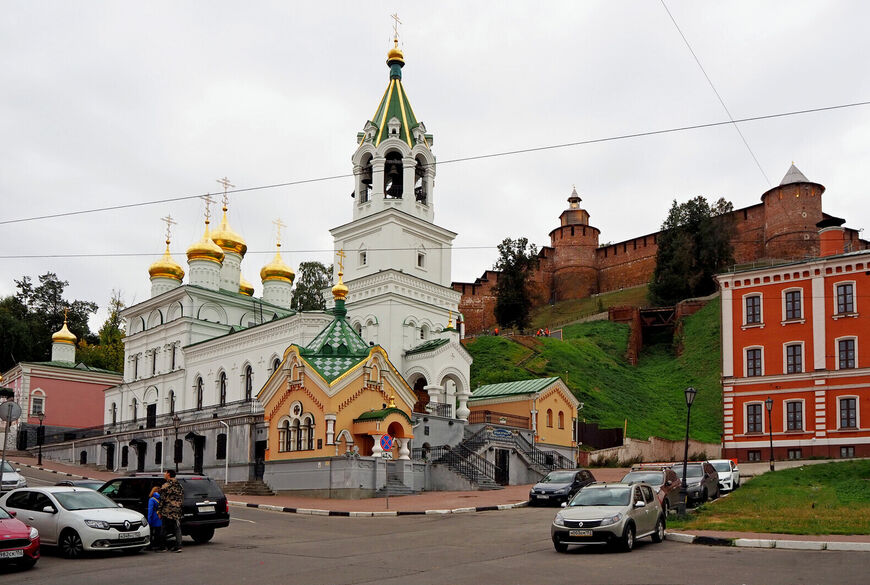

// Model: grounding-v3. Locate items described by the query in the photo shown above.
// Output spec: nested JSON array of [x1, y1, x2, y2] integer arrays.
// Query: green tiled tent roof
[[405, 338, 449, 356], [298, 301, 371, 383], [469, 377, 561, 401]]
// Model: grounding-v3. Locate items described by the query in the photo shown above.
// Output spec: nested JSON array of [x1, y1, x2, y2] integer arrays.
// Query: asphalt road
[[2, 490, 867, 585]]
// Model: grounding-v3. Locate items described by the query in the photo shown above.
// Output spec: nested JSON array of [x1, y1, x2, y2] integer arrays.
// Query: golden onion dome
[[387, 39, 404, 66], [260, 245, 295, 284], [149, 240, 185, 281], [211, 208, 247, 257], [239, 276, 254, 296], [186, 221, 225, 265], [52, 318, 77, 345], [331, 271, 349, 301]]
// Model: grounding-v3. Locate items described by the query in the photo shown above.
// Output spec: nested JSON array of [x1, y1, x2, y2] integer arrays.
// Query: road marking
[[232, 518, 257, 524]]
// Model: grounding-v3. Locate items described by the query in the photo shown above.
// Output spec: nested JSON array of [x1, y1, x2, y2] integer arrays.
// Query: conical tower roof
[[780, 163, 810, 186], [368, 39, 423, 148]]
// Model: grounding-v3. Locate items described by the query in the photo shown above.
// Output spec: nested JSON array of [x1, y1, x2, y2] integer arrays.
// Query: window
[[840, 397, 857, 429], [417, 252, 425, 268], [841, 446, 855, 458], [836, 283, 855, 314], [151, 350, 157, 376], [786, 401, 803, 431], [244, 366, 253, 401], [111, 402, 117, 426], [294, 420, 302, 451], [746, 348, 763, 377], [132, 398, 138, 422], [558, 411, 565, 429], [748, 450, 761, 461], [838, 338, 856, 369], [219, 372, 227, 406], [359, 250, 367, 266], [272, 358, 281, 373], [31, 396, 45, 416], [787, 448, 802, 460], [195, 377, 203, 411], [154, 441, 163, 464], [785, 344, 802, 374], [146, 403, 157, 429], [744, 295, 761, 324], [174, 439, 183, 464], [170, 345, 177, 370], [169, 391, 175, 414], [133, 355, 139, 379], [216, 433, 227, 460], [121, 446, 129, 468], [546, 409, 553, 428], [279, 421, 291, 452], [747, 403, 763, 433], [785, 290, 802, 320], [305, 418, 314, 450]]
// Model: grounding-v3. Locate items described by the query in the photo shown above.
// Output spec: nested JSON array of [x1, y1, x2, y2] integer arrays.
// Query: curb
[[665, 532, 870, 552], [229, 500, 530, 517], [12, 461, 99, 481]]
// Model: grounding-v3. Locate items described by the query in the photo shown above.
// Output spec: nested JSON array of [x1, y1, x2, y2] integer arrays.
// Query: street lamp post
[[36, 411, 45, 467], [677, 386, 697, 515], [172, 413, 181, 473], [765, 396, 775, 472]]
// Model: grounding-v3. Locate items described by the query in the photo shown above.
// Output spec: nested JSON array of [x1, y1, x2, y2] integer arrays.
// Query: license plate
[[537, 495, 549, 500], [118, 531, 140, 540], [569, 530, 593, 537], [198, 505, 215, 513], [0, 550, 24, 558]]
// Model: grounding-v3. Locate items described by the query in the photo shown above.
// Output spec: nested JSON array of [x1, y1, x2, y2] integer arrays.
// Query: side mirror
[[118, 503, 124, 508], [665, 480, 672, 486], [8, 510, 16, 517], [634, 501, 645, 508], [560, 502, 567, 508], [42, 506, 57, 514]]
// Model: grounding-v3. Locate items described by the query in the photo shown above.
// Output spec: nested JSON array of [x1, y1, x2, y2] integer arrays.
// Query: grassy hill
[[466, 297, 722, 444], [529, 284, 650, 330]]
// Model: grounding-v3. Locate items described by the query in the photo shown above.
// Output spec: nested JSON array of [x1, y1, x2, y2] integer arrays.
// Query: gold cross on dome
[[200, 194, 216, 222], [161, 214, 177, 243], [390, 12, 402, 40], [272, 218, 287, 247], [336, 248, 346, 272], [63, 308, 69, 323], [216, 177, 235, 208]]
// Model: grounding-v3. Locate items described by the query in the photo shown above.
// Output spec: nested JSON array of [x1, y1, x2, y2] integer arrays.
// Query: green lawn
[[669, 461, 870, 535], [466, 297, 723, 444], [529, 285, 650, 330]]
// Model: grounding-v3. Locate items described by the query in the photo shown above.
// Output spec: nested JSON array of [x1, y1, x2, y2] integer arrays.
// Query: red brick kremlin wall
[[454, 177, 868, 335]]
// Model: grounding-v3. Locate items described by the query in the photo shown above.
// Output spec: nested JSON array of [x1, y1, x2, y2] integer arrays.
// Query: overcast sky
[[3, 1, 869, 332]]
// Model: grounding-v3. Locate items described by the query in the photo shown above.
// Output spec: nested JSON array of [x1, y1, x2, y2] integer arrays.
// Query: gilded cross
[[161, 214, 177, 243], [200, 194, 216, 222], [272, 218, 287, 247], [217, 177, 235, 208], [390, 12, 402, 40], [336, 248, 346, 273]]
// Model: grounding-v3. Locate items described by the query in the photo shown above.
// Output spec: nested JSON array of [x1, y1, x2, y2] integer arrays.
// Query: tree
[[493, 237, 539, 330], [76, 290, 126, 372], [649, 196, 735, 306], [291, 262, 333, 311]]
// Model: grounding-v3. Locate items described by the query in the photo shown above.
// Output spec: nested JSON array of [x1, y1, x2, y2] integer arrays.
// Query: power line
[[3, 99, 869, 227], [660, 0, 772, 187]]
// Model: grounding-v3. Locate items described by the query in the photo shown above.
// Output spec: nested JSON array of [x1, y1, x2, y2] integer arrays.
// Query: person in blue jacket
[[146, 487, 164, 551]]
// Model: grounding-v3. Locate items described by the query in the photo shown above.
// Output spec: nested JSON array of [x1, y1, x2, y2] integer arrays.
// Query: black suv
[[98, 474, 230, 543], [529, 469, 597, 506]]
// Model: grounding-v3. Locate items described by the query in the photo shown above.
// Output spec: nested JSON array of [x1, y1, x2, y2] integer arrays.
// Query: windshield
[[672, 465, 703, 478], [541, 472, 576, 484], [0, 462, 15, 473], [711, 461, 732, 472], [179, 478, 224, 499], [0, 507, 11, 520], [621, 471, 663, 486], [54, 490, 119, 511], [569, 487, 630, 507]]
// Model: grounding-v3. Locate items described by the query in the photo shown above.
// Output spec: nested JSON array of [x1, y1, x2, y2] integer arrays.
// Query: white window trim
[[782, 341, 805, 375], [358, 244, 368, 268], [415, 244, 427, 271], [743, 345, 765, 377], [834, 336, 858, 370], [836, 395, 860, 430], [783, 398, 806, 432], [781, 287, 805, 323], [832, 280, 858, 318], [741, 292, 764, 329], [744, 400, 765, 434], [30, 389, 46, 415]]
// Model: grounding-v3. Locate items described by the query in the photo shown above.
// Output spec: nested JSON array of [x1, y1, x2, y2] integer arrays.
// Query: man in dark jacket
[[158, 469, 184, 552]]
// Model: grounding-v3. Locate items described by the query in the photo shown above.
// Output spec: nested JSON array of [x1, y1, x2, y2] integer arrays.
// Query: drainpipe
[[160, 428, 165, 473], [219, 420, 230, 485]]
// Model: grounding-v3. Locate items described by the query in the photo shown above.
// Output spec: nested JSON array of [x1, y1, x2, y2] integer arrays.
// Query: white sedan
[[708, 459, 740, 491], [0, 486, 149, 558]]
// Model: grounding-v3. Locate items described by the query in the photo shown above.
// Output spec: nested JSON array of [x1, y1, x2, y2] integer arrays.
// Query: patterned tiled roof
[[469, 377, 561, 401], [405, 338, 449, 356], [299, 301, 371, 383]]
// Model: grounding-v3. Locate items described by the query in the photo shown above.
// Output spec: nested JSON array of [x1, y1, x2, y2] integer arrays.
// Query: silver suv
[[551, 483, 666, 552], [1, 461, 27, 492]]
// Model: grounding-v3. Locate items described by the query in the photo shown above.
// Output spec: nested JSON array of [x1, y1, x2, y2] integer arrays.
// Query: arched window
[[219, 372, 227, 406], [169, 390, 175, 414], [546, 409, 553, 428], [244, 365, 253, 401], [272, 357, 281, 373], [111, 402, 117, 426], [195, 377, 203, 411], [132, 398, 138, 422], [305, 417, 314, 450], [280, 420, 292, 452], [558, 411, 565, 429], [294, 419, 302, 451]]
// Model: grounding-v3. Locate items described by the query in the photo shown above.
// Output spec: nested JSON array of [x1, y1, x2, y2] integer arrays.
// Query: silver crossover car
[[550, 483, 666, 552]]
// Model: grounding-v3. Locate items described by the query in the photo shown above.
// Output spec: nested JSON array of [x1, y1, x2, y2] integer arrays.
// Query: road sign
[[0, 401, 21, 422], [380, 434, 393, 452]]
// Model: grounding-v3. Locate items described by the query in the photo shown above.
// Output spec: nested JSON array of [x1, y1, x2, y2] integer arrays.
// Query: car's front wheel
[[191, 528, 215, 544], [651, 516, 666, 543], [60, 529, 84, 559], [620, 523, 635, 552], [553, 538, 568, 553]]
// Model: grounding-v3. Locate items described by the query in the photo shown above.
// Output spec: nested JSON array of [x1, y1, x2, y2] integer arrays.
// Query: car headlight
[[554, 513, 567, 527], [557, 487, 571, 494], [85, 519, 110, 530], [17, 479, 27, 487], [688, 481, 701, 487], [29, 526, 39, 540], [599, 513, 622, 526]]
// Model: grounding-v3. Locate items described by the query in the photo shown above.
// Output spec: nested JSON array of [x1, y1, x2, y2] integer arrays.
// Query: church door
[[495, 449, 510, 486]]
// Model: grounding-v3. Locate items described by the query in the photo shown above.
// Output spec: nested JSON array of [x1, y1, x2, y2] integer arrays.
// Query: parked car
[[55, 480, 105, 491], [708, 459, 740, 491], [0, 461, 27, 492], [529, 469, 596, 506], [670, 461, 720, 504], [0, 486, 149, 558], [0, 505, 39, 569], [620, 466, 681, 515], [98, 474, 229, 543], [551, 482, 665, 552]]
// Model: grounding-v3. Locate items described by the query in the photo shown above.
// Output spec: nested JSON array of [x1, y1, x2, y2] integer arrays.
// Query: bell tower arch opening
[[384, 150, 404, 199]]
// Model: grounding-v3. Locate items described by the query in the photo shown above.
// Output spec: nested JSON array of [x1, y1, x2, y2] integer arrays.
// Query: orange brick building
[[453, 165, 869, 334], [717, 220, 870, 462]]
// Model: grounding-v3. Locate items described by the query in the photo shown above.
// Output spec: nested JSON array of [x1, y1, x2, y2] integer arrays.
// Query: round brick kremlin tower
[[761, 163, 825, 260], [550, 187, 600, 301]]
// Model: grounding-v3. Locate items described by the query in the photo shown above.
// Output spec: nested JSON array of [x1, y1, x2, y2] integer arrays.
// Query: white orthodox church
[[38, 38, 481, 492]]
